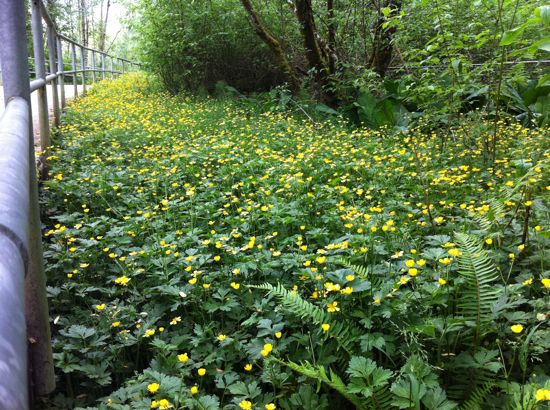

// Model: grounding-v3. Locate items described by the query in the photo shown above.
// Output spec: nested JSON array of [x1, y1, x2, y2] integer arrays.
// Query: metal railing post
[[101, 52, 106, 79], [31, 0, 51, 152], [80, 46, 87, 94], [71, 42, 78, 98], [56, 36, 65, 109], [91, 50, 96, 83], [0, 0, 55, 407], [110, 56, 114, 79], [121, 59, 125, 74], [46, 26, 60, 126]]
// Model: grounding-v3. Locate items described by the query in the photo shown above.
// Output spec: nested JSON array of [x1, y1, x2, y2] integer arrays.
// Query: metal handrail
[[0, 0, 140, 408]]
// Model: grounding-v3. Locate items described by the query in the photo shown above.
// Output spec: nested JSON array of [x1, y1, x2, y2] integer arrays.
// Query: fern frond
[[459, 381, 495, 410], [268, 357, 367, 410], [454, 233, 501, 340], [337, 258, 369, 279], [336, 258, 388, 290], [250, 283, 359, 355]]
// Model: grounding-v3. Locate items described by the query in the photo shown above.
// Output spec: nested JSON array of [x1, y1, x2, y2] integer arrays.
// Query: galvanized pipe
[[30, 0, 50, 151], [56, 35, 65, 108], [91, 50, 96, 82], [101, 52, 106, 79], [71, 42, 78, 97], [0, 88, 30, 410], [0, 0, 55, 404], [46, 26, 60, 126], [80, 46, 87, 94]]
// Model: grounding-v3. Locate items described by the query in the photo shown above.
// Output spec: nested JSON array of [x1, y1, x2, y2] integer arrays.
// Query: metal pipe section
[[46, 26, 60, 126], [31, 0, 51, 151], [80, 46, 87, 94], [0, 0, 55, 404], [101, 53, 106, 79], [0, 67, 31, 410], [57, 36, 65, 108], [91, 50, 96, 82], [71, 42, 78, 97]]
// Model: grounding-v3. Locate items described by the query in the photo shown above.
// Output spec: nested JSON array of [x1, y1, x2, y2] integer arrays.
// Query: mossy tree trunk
[[241, 0, 300, 93]]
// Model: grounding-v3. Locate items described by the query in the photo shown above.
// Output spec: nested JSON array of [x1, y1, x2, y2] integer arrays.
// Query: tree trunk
[[370, 0, 402, 77], [295, 0, 336, 105], [79, 0, 88, 47], [99, 0, 110, 52], [327, 0, 337, 74], [240, 0, 300, 93]]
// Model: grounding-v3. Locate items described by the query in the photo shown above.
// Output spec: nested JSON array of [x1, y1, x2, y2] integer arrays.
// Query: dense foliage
[[131, 0, 548, 125], [41, 75, 549, 409]]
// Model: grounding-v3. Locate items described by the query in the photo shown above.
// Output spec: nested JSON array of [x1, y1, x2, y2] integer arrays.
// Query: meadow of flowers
[[42, 75, 549, 409]]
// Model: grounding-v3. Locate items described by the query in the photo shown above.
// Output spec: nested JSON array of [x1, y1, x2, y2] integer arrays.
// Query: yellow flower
[[148, 383, 160, 394], [275, 332, 282, 339], [485, 238, 493, 245], [265, 404, 276, 410], [416, 259, 426, 267], [316, 256, 326, 264], [203, 283, 211, 289], [177, 353, 189, 363], [522, 278, 533, 285], [244, 363, 253, 371], [170, 316, 181, 325], [190, 385, 199, 395], [261, 343, 273, 357], [111, 321, 121, 327], [327, 301, 340, 312], [144, 328, 156, 338], [151, 399, 172, 409], [95, 304, 106, 311], [114, 275, 130, 286], [405, 259, 415, 268], [345, 275, 355, 281], [439, 258, 452, 266], [438, 278, 447, 285], [217, 334, 227, 341], [535, 388, 550, 401], [448, 248, 462, 257], [321, 323, 330, 332], [542, 278, 550, 289], [510, 324, 523, 334], [408, 268, 418, 277], [198, 368, 206, 376], [239, 400, 253, 410], [230, 282, 240, 290], [518, 244, 525, 252]]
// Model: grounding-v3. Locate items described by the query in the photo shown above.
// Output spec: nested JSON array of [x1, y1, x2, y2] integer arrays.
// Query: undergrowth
[[41, 75, 549, 409]]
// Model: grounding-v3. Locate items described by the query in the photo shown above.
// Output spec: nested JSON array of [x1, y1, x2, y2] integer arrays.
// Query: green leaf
[[499, 25, 527, 46], [535, 5, 550, 26], [391, 375, 427, 409], [422, 387, 457, 410]]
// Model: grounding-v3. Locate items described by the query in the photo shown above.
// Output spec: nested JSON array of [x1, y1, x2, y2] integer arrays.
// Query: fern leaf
[[250, 282, 360, 355], [454, 233, 501, 338], [269, 357, 367, 410], [459, 381, 494, 410]]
